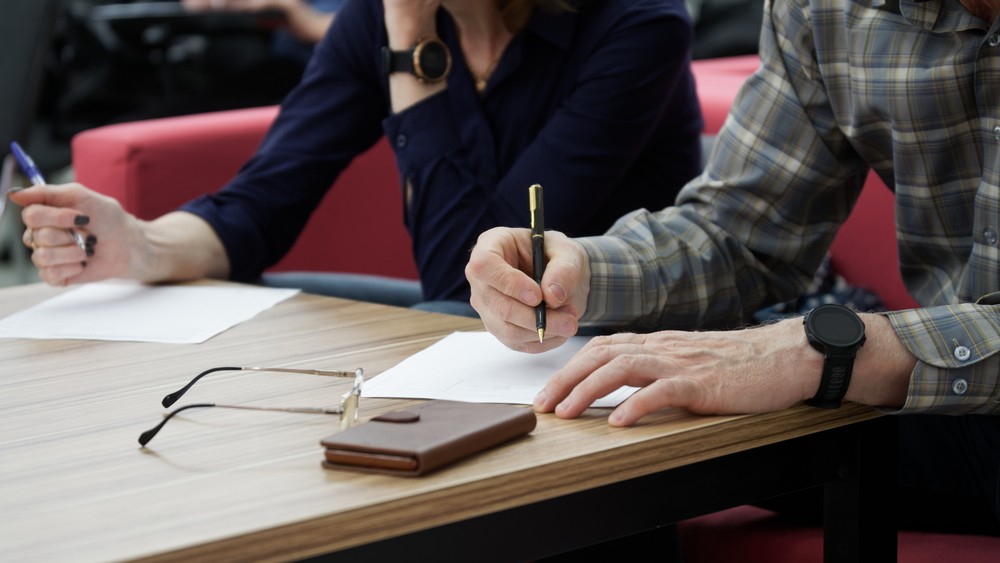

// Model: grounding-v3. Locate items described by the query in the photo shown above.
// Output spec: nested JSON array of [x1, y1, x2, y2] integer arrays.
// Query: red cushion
[[678, 505, 1000, 563], [691, 55, 761, 135], [73, 107, 279, 220], [830, 173, 920, 311]]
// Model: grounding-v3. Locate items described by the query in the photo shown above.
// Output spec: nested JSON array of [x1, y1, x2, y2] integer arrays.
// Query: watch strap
[[805, 348, 857, 409], [382, 47, 415, 76]]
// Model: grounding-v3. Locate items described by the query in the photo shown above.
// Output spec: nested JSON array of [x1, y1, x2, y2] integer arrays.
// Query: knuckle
[[468, 291, 484, 314], [39, 269, 60, 286], [499, 269, 528, 300], [464, 254, 485, 277], [587, 334, 616, 349], [581, 344, 610, 365], [21, 205, 42, 224], [611, 353, 641, 372], [488, 291, 518, 323]]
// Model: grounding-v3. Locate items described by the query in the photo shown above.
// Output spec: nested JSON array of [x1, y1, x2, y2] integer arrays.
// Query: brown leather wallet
[[320, 400, 537, 476]]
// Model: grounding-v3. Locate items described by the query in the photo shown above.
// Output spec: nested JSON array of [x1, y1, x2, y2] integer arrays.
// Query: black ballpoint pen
[[529, 184, 546, 343]]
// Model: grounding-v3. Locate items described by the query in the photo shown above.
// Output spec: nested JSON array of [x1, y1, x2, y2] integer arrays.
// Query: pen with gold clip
[[529, 184, 546, 343]]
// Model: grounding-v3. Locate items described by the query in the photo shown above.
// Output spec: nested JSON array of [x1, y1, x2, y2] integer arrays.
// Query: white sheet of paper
[[363, 331, 638, 408], [0, 281, 298, 344]]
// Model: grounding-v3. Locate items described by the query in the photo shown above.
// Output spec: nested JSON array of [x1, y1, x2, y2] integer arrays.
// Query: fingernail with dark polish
[[85, 246, 95, 257], [81, 261, 87, 268], [86, 235, 97, 245], [74, 215, 90, 226]]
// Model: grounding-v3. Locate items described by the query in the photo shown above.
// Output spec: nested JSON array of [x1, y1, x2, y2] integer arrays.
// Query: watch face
[[808, 305, 866, 347], [415, 40, 451, 81]]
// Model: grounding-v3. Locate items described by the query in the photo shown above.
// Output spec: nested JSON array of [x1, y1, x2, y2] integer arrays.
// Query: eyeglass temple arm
[[139, 403, 214, 446], [138, 403, 344, 447], [161, 367, 242, 408], [161, 367, 362, 408]]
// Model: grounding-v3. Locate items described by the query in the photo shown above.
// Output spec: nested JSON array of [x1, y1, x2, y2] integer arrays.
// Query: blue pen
[[9, 142, 87, 251]]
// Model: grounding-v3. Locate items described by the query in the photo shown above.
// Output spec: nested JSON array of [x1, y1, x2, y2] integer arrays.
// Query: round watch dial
[[414, 39, 451, 82], [808, 304, 865, 347]]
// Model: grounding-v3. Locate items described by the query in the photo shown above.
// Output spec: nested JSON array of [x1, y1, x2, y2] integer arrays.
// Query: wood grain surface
[[0, 282, 881, 562]]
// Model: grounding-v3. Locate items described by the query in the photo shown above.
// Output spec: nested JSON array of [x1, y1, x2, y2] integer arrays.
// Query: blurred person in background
[[13, 0, 704, 318], [180, 0, 340, 64]]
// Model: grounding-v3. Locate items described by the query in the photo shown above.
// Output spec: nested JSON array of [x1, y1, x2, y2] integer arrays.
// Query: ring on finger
[[26, 228, 39, 249]]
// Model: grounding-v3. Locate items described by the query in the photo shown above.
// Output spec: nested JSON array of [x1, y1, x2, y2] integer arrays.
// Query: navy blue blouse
[[182, 0, 703, 301]]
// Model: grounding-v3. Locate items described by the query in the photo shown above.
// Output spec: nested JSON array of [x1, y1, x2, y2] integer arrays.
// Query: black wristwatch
[[803, 304, 866, 409], [381, 37, 452, 83]]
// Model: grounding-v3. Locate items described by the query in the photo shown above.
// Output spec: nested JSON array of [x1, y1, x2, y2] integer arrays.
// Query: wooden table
[[0, 282, 895, 562]]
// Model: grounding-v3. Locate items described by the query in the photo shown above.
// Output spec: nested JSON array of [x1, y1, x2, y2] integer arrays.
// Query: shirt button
[[990, 34, 1000, 47], [993, 126, 1000, 142], [984, 228, 998, 245], [395, 134, 407, 148], [952, 378, 969, 395], [954, 345, 972, 361]]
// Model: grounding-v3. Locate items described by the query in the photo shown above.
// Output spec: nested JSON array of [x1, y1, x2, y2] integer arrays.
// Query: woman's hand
[[11, 184, 147, 286], [10, 184, 230, 286]]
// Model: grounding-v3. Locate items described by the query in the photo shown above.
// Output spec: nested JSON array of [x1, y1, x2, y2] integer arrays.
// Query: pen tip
[[537, 328, 545, 343]]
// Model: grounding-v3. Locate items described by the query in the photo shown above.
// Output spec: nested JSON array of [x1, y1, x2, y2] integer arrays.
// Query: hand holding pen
[[8, 142, 91, 254], [529, 184, 546, 343]]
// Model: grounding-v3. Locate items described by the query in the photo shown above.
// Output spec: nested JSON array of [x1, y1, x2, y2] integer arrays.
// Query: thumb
[[539, 231, 588, 310]]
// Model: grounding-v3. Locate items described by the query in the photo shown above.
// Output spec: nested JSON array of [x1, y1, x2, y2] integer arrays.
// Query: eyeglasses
[[138, 366, 364, 447]]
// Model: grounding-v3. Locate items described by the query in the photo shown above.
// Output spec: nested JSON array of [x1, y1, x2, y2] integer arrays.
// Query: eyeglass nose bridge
[[339, 368, 364, 430]]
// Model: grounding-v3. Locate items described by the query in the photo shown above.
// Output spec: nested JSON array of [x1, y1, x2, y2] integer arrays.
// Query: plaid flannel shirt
[[578, 0, 1000, 414]]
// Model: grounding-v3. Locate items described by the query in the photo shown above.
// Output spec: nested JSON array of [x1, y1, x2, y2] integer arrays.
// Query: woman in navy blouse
[[14, 0, 703, 312]]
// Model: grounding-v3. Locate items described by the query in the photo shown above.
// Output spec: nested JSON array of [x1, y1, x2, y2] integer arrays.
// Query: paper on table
[[0, 281, 298, 344], [363, 331, 638, 407]]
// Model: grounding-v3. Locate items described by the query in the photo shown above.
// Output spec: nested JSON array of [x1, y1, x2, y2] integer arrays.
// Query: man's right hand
[[465, 227, 591, 353]]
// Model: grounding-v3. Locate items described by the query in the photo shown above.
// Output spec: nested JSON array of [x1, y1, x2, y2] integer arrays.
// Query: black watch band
[[383, 49, 416, 75], [380, 37, 452, 83], [803, 304, 866, 409], [806, 348, 859, 408]]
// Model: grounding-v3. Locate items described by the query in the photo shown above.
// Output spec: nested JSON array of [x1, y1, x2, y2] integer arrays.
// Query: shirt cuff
[[885, 299, 1000, 414]]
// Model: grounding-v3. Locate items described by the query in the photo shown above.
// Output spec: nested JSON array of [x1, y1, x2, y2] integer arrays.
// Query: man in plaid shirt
[[468, 0, 1000, 534]]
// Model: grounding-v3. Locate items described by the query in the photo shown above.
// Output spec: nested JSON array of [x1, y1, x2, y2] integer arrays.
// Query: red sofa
[[71, 55, 996, 558]]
